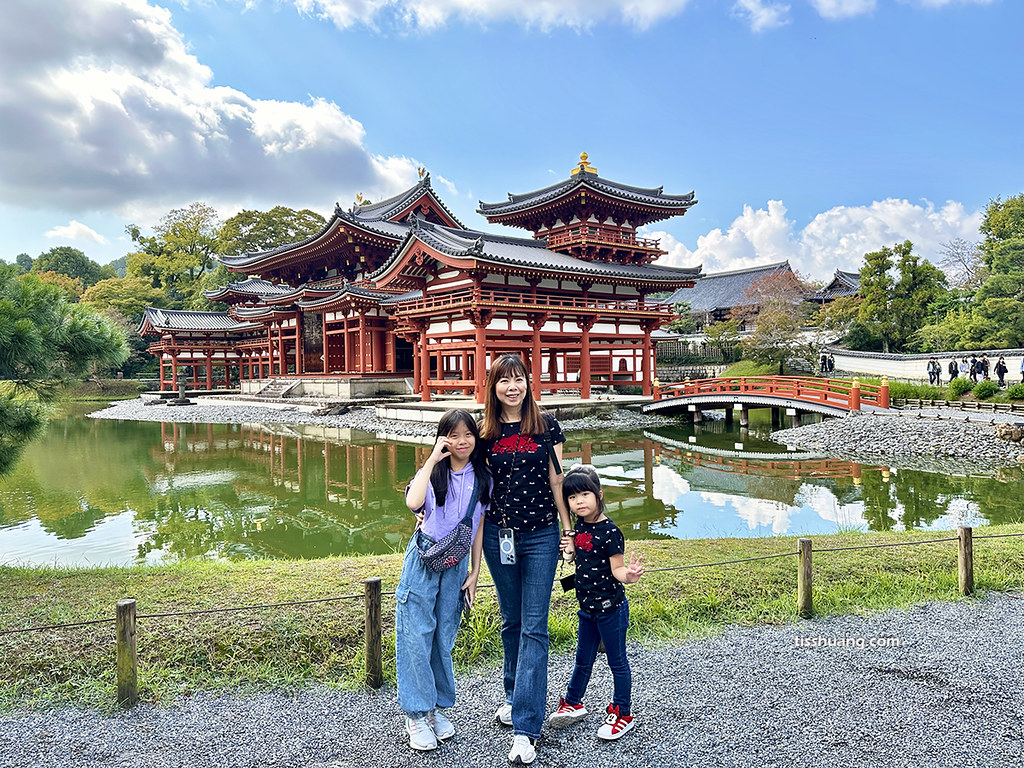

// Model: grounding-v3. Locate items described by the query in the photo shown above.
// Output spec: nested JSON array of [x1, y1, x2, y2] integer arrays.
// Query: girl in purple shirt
[[396, 409, 490, 752]]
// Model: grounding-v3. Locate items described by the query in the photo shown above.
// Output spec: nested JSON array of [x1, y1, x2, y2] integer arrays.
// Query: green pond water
[[1, 404, 1022, 568]]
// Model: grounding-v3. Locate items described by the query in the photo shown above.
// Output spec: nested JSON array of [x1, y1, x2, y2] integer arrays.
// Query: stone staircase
[[255, 379, 295, 399]]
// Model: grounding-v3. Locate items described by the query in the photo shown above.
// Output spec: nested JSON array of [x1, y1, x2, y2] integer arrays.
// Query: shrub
[[1004, 383, 1024, 400], [948, 377, 974, 398], [973, 380, 1000, 400]]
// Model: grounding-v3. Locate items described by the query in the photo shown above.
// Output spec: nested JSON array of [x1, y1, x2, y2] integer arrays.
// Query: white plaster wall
[[829, 348, 1024, 382]]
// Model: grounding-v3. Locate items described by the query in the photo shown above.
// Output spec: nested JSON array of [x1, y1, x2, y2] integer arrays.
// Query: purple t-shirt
[[407, 463, 487, 542]]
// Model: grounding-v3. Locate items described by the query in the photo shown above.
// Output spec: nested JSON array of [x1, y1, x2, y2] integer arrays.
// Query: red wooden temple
[[139, 154, 702, 401]]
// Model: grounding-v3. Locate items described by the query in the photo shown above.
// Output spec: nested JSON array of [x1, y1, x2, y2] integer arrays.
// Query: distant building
[[662, 260, 796, 330], [812, 269, 860, 303]]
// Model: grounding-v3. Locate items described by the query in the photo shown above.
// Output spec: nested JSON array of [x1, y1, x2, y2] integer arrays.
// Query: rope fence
[[2, 527, 1023, 708]]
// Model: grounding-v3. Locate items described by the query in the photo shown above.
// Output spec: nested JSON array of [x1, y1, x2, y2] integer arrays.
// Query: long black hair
[[429, 409, 492, 507], [561, 464, 606, 518]]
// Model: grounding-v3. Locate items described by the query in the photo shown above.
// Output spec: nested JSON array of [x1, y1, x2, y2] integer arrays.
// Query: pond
[[1, 405, 1022, 567]]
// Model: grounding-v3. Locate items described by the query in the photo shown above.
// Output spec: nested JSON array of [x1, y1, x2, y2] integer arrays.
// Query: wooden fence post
[[364, 577, 383, 688], [797, 538, 813, 618], [958, 526, 974, 596], [116, 599, 138, 708]]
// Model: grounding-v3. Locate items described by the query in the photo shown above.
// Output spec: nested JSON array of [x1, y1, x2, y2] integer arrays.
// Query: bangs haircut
[[429, 408, 491, 507], [479, 353, 545, 440], [562, 464, 605, 516]]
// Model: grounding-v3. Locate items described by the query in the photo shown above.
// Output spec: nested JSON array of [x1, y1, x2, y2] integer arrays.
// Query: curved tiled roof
[[369, 219, 701, 284], [294, 284, 392, 310], [138, 307, 262, 334], [345, 173, 465, 228], [664, 261, 792, 312], [204, 278, 292, 301], [478, 169, 696, 218], [814, 268, 861, 301]]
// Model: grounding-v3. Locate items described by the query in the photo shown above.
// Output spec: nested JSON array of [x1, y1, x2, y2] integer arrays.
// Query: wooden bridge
[[644, 376, 891, 422]]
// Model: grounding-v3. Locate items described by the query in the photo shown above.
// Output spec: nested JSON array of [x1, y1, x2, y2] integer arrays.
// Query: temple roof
[[663, 260, 793, 313], [204, 278, 293, 302], [477, 168, 696, 222], [371, 219, 702, 285], [138, 307, 261, 335], [814, 269, 861, 301], [215, 174, 461, 274]]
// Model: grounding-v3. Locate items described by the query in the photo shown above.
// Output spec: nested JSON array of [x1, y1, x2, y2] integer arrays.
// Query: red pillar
[[294, 313, 303, 376], [531, 324, 542, 401], [170, 353, 179, 390], [641, 325, 653, 396], [474, 321, 486, 404], [267, 329, 275, 377], [159, 355, 167, 391], [277, 325, 286, 376], [412, 336, 421, 394], [420, 328, 431, 402], [206, 354, 213, 390], [580, 321, 592, 400], [358, 313, 368, 373]]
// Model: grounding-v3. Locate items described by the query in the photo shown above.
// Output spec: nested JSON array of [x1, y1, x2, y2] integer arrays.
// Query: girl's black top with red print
[[485, 413, 565, 532], [573, 518, 626, 614]]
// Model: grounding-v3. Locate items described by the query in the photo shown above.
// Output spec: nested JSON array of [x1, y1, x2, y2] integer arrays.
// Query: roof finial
[[571, 152, 597, 176], [417, 166, 426, 179]]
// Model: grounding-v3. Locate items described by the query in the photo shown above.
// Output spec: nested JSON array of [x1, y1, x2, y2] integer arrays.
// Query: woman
[[479, 354, 574, 766]]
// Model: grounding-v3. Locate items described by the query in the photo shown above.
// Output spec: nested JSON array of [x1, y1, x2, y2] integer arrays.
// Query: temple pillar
[[531, 326, 542, 401], [294, 313, 303, 376], [170, 353, 179, 390], [580, 319, 595, 400], [474, 319, 487, 404], [277, 325, 286, 375], [420, 328, 431, 402], [267, 329, 275, 377], [159, 356, 167, 391], [641, 324, 653, 395], [412, 337, 421, 394], [205, 354, 213, 390], [358, 312, 368, 373]]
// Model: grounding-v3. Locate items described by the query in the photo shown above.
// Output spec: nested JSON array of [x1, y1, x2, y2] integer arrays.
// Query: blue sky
[[1, 0, 1020, 280]]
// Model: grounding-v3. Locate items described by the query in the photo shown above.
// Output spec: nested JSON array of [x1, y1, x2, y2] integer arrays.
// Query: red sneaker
[[597, 703, 635, 740], [548, 696, 588, 727]]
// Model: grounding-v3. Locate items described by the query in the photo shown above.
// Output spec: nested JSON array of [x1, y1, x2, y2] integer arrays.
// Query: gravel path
[[87, 399, 677, 438], [3, 593, 1022, 768]]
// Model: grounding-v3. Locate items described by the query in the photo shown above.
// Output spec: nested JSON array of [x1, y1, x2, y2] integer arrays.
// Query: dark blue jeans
[[564, 599, 631, 715], [482, 521, 560, 739]]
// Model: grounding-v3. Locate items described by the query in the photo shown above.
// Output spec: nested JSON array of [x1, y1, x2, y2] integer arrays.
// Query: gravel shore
[[87, 398, 677, 438], [771, 408, 1024, 469], [3, 593, 1022, 768]]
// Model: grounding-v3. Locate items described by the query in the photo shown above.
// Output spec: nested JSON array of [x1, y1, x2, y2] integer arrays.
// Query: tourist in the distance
[[1020, 357, 1024, 384], [995, 356, 1008, 387], [820, 352, 828, 376], [396, 409, 490, 752], [948, 357, 959, 382], [479, 354, 573, 766], [827, 353, 835, 374], [980, 354, 991, 380], [969, 355, 979, 382], [927, 357, 940, 386], [960, 357, 970, 380]]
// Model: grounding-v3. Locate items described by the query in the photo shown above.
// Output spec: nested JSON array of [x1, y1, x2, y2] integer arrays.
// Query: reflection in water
[[0, 407, 1021, 566]]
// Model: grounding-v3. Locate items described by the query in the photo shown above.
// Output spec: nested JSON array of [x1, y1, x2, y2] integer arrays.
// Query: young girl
[[396, 409, 490, 752], [550, 464, 643, 741]]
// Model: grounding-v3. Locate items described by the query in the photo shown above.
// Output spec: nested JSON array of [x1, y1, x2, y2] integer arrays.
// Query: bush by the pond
[[974, 380, 1000, 400], [1005, 383, 1024, 400], [949, 377, 975, 398]]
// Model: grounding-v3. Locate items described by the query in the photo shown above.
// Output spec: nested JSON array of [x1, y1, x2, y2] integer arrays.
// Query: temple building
[[140, 154, 702, 402]]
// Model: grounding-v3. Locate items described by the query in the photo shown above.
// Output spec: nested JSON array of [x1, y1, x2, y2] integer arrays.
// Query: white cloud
[[651, 464, 691, 508], [795, 483, 867, 528], [908, 0, 995, 7], [44, 220, 110, 244], [436, 174, 459, 198], [701, 491, 793, 534], [808, 0, 876, 19], [647, 197, 983, 280], [732, 0, 790, 32], [0, 0, 419, 216], [288, 0, 697, 30]]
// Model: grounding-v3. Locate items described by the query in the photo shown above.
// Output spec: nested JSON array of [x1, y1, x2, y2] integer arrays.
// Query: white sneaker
[[429, 708, 455, 740], [405, 715, 437, 751], [508, 734, 536, 765], [494, 702, 513, 726]]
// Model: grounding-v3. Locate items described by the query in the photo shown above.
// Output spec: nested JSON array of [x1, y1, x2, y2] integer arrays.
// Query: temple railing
[[545, 226, 661, 250], [390, 288, 675, 317], [652, 376, 891, 411]]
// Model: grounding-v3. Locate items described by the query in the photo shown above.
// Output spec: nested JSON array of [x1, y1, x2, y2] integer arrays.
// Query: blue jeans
[[482, 521, 560, 739], [395, 535, 466, 718], [564, 599, 631, 715]]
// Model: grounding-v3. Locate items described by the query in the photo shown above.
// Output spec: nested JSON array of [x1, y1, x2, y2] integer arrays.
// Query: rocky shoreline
[[87, 398, 678, 438], [771, 409, 1024, 468]]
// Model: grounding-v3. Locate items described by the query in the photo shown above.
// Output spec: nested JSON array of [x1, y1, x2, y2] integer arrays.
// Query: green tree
[[891, 247, 948, 351], [126, 202, 222, 290], [666, 301, 697, 334], [857, 242, 898, 353], [15, 253, 33, 273], [979, 194, 1024, 254], [219, 206, 327, 256], [31, 246, 108, 288], [26, 270, 85, 301], [0, 273, 129, 474], [703, 318, 741, 362], [81, 277, 168, 324], [736, 269, 810, 373]]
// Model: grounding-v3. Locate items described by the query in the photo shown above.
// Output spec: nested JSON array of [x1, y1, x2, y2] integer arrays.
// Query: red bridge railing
[[652, 376, 890, 411]]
